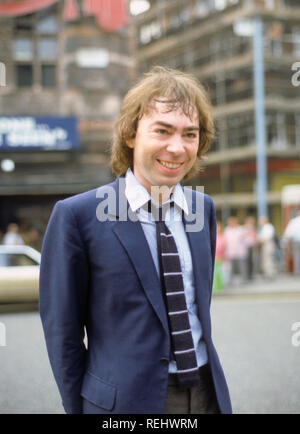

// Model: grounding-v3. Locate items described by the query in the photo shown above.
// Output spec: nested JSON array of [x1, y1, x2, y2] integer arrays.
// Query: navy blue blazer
[[39, 176, 232, 414]]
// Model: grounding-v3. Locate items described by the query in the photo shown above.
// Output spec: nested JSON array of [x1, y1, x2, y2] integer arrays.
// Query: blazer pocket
[[81, 371, 117, 411]]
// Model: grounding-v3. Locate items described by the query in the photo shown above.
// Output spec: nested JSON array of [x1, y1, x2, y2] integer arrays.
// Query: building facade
[[134, 0, 300, 233], [0, 0, 134, 245]]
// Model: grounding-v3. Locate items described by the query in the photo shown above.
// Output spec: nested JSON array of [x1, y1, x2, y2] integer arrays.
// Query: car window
[[0, 253, 38, 267]]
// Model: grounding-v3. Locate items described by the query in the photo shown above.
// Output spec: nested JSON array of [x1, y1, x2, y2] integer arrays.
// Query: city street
[[0, 0, 299, 419], [0, 293, 299, 414], [211, 293, 300, 414]]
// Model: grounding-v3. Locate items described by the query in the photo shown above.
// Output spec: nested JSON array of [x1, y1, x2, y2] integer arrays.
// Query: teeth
[[159, 160, 181, 169]]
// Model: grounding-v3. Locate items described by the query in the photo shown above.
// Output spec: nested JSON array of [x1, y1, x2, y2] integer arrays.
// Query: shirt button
[[160, 357, 169, 364]]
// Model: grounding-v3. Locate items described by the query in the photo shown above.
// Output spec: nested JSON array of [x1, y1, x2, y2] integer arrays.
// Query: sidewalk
[[213, 273, 300, 297]]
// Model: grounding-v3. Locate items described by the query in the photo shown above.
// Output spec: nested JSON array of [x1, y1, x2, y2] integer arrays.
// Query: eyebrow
[[150, 121, 199, 131]]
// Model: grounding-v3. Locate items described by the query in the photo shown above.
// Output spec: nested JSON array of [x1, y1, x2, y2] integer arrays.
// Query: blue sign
[[0, 116, 79, 150]]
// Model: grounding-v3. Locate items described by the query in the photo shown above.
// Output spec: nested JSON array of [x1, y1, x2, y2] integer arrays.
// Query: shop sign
[[0, 116, 79, 151]]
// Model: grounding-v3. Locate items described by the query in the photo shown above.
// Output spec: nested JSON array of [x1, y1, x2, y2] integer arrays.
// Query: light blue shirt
[[125, 169, 208, 373]]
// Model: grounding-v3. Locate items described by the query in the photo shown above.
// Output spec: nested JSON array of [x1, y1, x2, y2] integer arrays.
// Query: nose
[[166, 134, 185, 155]]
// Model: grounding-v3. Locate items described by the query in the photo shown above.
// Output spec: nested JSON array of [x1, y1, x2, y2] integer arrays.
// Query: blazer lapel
[[108, 177, 170, 337], [183, 187, 210, 317]]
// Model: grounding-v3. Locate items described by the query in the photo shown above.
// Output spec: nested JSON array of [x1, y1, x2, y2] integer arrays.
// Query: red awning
[[0, 0, 128, 32], [0, 0, 58, 17], [63, 0, 79, 21], [95, 0, 127, 32]]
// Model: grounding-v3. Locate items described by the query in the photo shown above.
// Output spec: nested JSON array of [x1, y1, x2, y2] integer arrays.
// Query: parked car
[[0, 245, 41, 303]]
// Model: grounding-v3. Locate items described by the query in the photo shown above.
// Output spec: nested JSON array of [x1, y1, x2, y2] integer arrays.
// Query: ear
[[126, 138, 135, 149]]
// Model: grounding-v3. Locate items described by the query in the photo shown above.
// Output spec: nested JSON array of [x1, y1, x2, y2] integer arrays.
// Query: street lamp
[[1, 159, 15, 173]]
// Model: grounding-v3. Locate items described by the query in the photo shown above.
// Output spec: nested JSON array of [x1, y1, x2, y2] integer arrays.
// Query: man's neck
[[149, 185, 174, 206]]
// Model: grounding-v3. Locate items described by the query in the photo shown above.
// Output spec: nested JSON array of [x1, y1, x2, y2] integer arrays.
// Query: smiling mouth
[[157, 159, 182, 169]]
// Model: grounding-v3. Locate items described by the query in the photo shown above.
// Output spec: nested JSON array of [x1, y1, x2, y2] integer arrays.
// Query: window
[[41, 65, 56, 87], [16, 64, 33, 87], [13, 38, 33, 61], [14, 14, 34, 31], [0, 253, 38, 267], [37, 12, 58, 34], [38, 39, 57, 61], [13, 5, 58, 89], [226, 113, 255, 148], [283, 0, 300, 8], [195, 0, 211, 18], [139, 20, 162, 45]]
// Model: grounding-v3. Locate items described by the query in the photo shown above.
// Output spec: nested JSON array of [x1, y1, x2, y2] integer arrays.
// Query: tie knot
[[146, 200, 174, 222]]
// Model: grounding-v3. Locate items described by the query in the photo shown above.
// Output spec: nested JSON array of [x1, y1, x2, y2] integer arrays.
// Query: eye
[[156, 128, 168, 135], [185, 132, 197, 139]]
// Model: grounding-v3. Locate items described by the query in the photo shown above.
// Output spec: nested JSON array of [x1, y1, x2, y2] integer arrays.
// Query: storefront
[[0, 115, 80, 248]]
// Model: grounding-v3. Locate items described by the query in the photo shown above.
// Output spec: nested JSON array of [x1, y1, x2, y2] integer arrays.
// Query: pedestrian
[[39, 66, 231, 414], [213, 222, 226, 292], [282, 209, 300, 275], [224, 216, 247, 285], [258, 216, 276, 279], [2, 223, 24, 245], [243, 216, 257, 281]]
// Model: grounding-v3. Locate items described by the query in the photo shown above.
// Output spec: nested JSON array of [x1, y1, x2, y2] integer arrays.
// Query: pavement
[[213, 273, 300, 297]]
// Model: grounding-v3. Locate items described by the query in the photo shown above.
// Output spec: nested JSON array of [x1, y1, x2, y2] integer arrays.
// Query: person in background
[[243, 216, 257, 281], [258, 216, 276, 279], [213, 222, 226, 293], [224, 216, 247, 285], [282, 209, 300, 276], [22, 227, 41, 251], [2, 223, 24, 246]]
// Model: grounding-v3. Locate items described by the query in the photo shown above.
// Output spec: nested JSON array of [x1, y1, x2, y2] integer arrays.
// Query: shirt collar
[[124, 168, 189, 215]]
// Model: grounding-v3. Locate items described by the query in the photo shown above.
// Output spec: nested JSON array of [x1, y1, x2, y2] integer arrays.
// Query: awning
[[0, 0, 128, 32], [0, 0, 58, 17]]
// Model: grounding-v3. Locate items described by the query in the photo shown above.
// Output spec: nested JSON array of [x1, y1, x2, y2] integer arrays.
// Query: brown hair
[[111, 66, 214, 180]]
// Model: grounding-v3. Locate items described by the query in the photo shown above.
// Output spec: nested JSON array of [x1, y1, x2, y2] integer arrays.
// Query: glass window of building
[[226, 113, 255, 148], [37, 39, 57, 61], [37, 11, 58, 34], [14, 14, 34, 31], [284, 0, 300, 8], [13, 5, 58, 89], [16, 64, 33, 87], [41, 65, 56, 88], [13, 38, 33, 61], [195, 0, 211, 18]]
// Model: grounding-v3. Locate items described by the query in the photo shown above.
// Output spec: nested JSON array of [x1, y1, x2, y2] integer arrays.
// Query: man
[[223, 216, 247, 285], [258, 216, 276, 279], [243, 216, 257, 281], [39, 66, 232, 414], [283, 209, 300, 275], [2, 223, 24, 245]]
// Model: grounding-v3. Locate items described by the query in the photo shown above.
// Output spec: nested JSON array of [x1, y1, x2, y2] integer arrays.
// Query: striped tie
[[151, 202, 200, 389]]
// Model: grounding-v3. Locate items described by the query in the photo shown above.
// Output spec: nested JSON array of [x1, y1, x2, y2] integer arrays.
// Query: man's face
[[126, 101, 199, 195]]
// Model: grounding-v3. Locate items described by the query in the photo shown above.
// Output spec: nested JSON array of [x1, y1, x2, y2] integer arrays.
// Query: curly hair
[[110, 66, 214, 181]]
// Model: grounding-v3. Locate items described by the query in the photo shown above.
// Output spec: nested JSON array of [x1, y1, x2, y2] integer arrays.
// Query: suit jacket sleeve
[[39, 200, 89, 414]]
